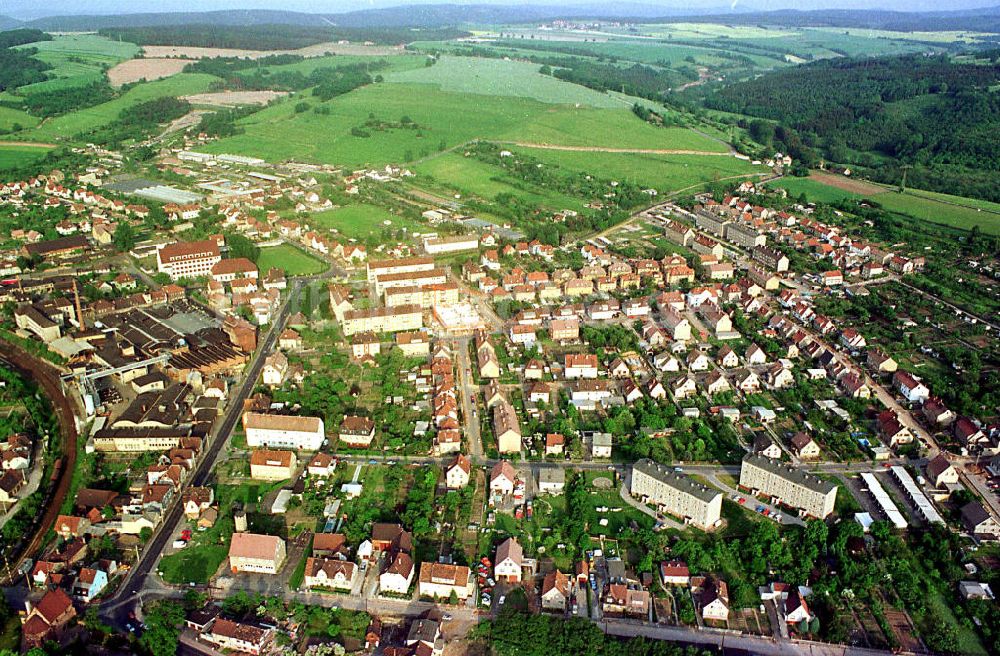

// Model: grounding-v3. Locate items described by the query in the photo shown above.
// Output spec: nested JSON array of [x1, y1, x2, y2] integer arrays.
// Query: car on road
[[442, 613, 453, 621], [498, 595, 506, 606]]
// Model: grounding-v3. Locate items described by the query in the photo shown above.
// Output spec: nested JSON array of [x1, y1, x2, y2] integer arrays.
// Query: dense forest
[[696, 53, 1000, 201], [97, 24, 468, 49], [0, 29, 52, 92], [21, 81, 117, 117]]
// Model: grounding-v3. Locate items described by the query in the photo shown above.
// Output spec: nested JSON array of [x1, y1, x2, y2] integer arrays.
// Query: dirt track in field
[[809, 170, 888, 195]]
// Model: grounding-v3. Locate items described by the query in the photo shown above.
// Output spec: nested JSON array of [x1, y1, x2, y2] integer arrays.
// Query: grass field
[[0, 144, 53, 171], [242, 53, 425, 78], [387, 56, 627, 107], [257, 243, 326, 276], [0, 105, 40, 132], [520, 148, 768, 193], [14, 34, 139, 94], [205, 78, 727, 167], [413, 152, 588, 213], [14, 73, 218, 142], [769, 175, 1000, 235], [308, 203, 426, 240]]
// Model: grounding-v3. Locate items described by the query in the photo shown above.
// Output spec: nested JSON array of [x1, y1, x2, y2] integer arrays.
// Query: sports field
[[257, 243, 326, 276], [308, 203, 426, 240], [0, 144, 53, 171]]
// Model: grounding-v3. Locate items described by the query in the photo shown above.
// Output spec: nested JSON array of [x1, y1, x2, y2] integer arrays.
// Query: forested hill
[[699, 53, 1000, 202]]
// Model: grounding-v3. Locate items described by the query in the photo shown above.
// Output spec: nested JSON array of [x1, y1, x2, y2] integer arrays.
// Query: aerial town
[[0, 6, 999, 656]]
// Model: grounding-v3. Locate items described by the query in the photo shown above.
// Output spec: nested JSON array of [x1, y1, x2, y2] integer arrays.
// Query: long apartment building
[[724, 222, 767, 250], [631, 459, 722, 529], [367, 256, 435, 283], [423, 235, 479, 255], [341, 304, 423, 336], [695, 210, 731, 238], [243, 412, 325, 451], [384, 282, 459, 308], [739, 454, 837, 518], [156, 239, 222, 280], [374, 268, 449, 295]]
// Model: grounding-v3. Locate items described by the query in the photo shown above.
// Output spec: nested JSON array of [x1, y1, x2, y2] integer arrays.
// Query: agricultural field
[[13, 73, 218, 142], [14, 34, 139, 93], [0, 144, 53, 172], [308, 203, 425, 240], [519, 148, 769, 193], [107, 58, 191, 86], [257, 243, 327, 276]]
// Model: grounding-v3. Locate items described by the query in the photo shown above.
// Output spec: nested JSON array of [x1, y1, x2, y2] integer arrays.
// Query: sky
[[3, 0, 997, 20]]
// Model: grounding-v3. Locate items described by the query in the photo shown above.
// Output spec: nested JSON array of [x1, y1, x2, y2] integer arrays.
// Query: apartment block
[[631, 459, 722, 529], [739, 454, 837, 518]]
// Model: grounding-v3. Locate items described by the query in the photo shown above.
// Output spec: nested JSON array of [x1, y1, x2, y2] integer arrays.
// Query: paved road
[[600, 618, 904, 656], [99, 280, 304, 626]]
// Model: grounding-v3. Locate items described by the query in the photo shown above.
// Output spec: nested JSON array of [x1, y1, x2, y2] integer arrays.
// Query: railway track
[[0, 341, 77, 586]]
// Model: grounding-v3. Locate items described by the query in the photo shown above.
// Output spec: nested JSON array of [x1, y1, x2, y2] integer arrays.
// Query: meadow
[[14, 34, 139, 94], [770, 175, 1000, 236], [0, 105, 40, 132], [308, 203, 426, 240], [14, 73, 218, 142], [0, 144, 53, 171], [257, 243, 327, 276], [412, 152, 589, 213], [204, 74, 728, 169], [386, 55, 631, 107], [518, 148, 768, 193]]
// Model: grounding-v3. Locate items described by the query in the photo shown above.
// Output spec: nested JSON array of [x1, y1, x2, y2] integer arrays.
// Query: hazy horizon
[[3, 0, 998, 21]]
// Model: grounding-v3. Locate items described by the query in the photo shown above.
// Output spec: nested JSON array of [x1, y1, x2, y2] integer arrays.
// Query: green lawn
[[13, 73, 218, 142], [520, 148, 768, 193], [257, 243, 327, 276], [387, 55, 627, 108], [308, 203, 425, 240], [0, 144, 53, 171]]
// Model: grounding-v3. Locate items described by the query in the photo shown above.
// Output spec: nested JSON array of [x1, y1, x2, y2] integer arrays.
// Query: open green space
[[308, 203, 425, 240], [387, 55, 627, 107], [0, 105, 40, 132], [257, 243, 327, 276], [0, 144, 53, 171], [769, 176, 1000, 235], [13, 73, 217, 142], [203, 78, 728, 167], [14, 34, 139, 93], [412, 152, 588, 213], [520, 148, 767, 193]]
